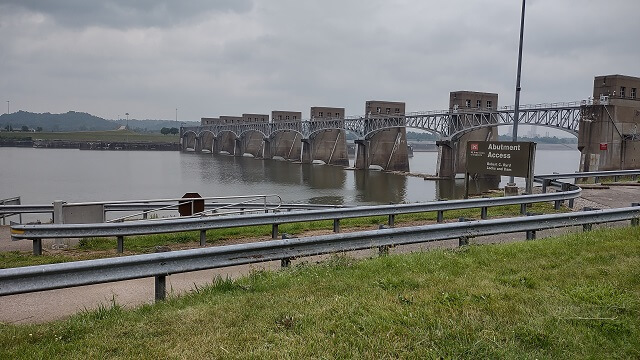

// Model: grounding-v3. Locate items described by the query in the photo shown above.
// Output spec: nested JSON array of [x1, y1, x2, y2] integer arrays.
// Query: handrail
[[0, 202, 346, 217], [534, 169, 640, 180], [106, 195, 284, 223], [1, 206, 638, 298]]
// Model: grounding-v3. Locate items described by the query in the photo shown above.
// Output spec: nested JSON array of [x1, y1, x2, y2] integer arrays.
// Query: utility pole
[[508, 0, 526, 188]]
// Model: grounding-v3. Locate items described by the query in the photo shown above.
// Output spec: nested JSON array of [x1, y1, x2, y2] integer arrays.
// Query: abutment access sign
[[466, 141, 535, 177]]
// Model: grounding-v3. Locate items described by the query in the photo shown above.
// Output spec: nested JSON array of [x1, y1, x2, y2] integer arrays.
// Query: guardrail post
[[200, 230, 207, 246], [33, 239, 42, 256], [594, 176, 600, 183], [541, 179, 549, 193], [480, 207, 488, 220], [155, 275, 166, 301], [388, 214, 395, 227], [632, 203, 640, 227], [526, 230, 536, 240], [272, 224, 279, 239], [53, 200, 67, 250], [520, 203, 527, 215], [614, 175, 619, 182], [281, 233, 292, 267], [458, 236, 469, 247], [437, 211, 444, 223], [377, 225, 390, 255], [333, 219, 340, 233], [554, 199, 561, 210], [117, 236, 124, 253]]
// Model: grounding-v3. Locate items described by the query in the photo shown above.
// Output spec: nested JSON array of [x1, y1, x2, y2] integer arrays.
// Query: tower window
[[632, 88, 637, 99], [486, 100, 492, 108], [620, 86, 626, 98], [476, 100, 482, 108], [465, 100, 471, 107]]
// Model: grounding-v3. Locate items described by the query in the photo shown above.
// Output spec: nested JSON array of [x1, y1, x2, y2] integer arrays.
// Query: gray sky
[[1, 0, 639, 121]]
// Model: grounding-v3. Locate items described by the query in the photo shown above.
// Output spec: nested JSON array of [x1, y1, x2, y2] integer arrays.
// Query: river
[[0, 145, 580, 207]]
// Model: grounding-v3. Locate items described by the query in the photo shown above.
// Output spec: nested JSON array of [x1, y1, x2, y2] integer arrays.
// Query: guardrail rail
[[1, 206, 638, 300]]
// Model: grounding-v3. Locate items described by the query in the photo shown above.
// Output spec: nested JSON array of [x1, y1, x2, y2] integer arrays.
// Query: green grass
[[1, 226, 638, 359], [0, 131, 178, 143]]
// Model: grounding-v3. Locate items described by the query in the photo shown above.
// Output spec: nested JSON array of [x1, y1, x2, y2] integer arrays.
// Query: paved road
[[1, 186, 638, 324]]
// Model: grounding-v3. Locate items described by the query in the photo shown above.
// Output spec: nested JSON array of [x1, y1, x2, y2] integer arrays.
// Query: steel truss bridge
[[181, 101, 584, 141]]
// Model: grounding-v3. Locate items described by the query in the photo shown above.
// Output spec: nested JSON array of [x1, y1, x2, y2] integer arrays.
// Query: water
[[0, 146, 580, 207]]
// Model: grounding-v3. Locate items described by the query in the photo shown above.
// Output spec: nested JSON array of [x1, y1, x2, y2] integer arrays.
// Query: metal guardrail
[[0, 196, 21, 225], [1, 206, 638, 299], [535, 170, 640, 181], [11, 187, 582, 255]]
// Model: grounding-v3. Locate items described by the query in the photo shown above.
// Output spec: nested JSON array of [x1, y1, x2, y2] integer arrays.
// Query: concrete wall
[[355, 128, 410, 171], [200, 131, 216, 153], [270, 130, 302, 160], [217, 132, 237, 154], [436, 91, 499, 178], [579, 75, 640, 171], [303, 129, 349, 166], [237, 131, 264, 157], [579, 102, 640, 171]]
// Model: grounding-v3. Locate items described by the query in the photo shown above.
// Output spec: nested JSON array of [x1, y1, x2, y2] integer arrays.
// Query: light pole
[[6, 100, 9, 114], [509, 0, 526, 186], [125, 113, 129, 144]]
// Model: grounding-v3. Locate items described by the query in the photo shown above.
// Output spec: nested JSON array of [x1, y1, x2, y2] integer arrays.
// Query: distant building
[[449, 91, 498, 110], [593, 74, 639, 101], [219, 116, 243, 124], [310, 107, 345, 120], [365, 101, 405, 116], [201, 117, 219, 125], [242, 113, 269, 122], [271, 111, 302, 122]]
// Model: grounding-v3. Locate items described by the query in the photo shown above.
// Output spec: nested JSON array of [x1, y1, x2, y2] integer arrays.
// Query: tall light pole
[[509, 0, 526, 186], [6, 100, 9, 114], [125, 112, 129, 144]]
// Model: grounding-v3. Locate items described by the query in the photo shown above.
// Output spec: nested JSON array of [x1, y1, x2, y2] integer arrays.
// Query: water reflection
[[301, 164, 346, 189], [435, 177, 501, 200], [354, 169, 407, 203]]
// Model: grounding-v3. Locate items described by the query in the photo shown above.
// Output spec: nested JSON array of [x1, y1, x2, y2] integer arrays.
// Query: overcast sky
[[1, 0, 639, 121]]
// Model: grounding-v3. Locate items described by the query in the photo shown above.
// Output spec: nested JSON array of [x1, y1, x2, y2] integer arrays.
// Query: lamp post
[[508, 0, 526, 186], [6, 100, 9, 114], [125, 113, 129, 144]]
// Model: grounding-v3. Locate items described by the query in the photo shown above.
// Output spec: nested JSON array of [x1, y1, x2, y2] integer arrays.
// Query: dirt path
[[1, 186, 638, 324]]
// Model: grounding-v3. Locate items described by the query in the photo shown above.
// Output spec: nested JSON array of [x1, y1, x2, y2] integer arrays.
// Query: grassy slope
[[0, 131, 178, 143], [1, 226, 638, 359]]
